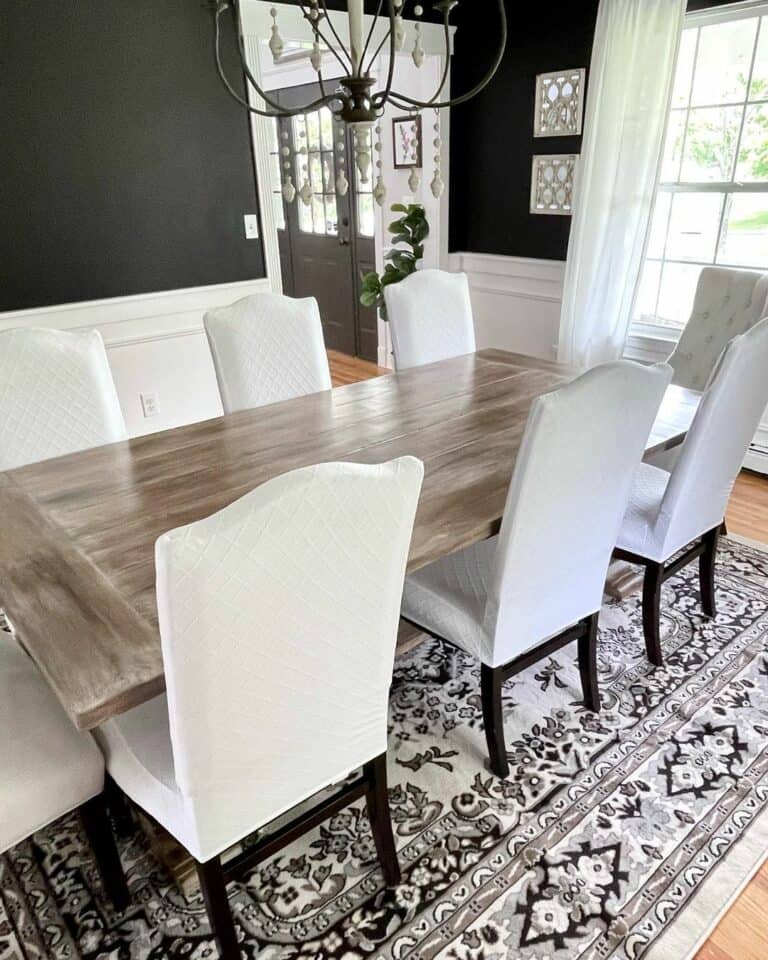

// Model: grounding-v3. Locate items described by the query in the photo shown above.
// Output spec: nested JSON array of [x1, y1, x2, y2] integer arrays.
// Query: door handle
[[339, 216, 351, 246]]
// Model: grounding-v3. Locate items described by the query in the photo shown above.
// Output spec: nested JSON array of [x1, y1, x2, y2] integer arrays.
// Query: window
[[267, 118, 285, 231], [293, 107, 338, 236], [634, 5, 768, 333]]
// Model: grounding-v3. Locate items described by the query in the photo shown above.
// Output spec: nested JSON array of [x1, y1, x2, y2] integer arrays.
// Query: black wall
[[0, 1, 265, 312], [448, 0, 729, 260]]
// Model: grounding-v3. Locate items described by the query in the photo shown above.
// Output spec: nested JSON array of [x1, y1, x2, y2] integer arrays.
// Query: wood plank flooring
[[328, 350, 768, 960]]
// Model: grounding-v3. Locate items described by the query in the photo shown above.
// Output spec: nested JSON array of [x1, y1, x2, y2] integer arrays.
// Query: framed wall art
[[392, 115, 422, 169]]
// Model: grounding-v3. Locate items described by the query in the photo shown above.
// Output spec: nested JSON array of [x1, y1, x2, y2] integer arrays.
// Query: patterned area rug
[[2, 536, 767, 960]]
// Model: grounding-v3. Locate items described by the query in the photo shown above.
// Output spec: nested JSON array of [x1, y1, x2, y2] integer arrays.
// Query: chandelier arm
[[369, 1, 397, 105], [215, 12, 343, 118], [389, 0, 507, 110], [316, 0, 355, 71], [296, 1, 352, 75], [359, 0, 386, 73]]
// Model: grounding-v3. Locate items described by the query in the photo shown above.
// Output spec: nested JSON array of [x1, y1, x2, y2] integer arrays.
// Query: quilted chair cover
[[204, 293, 332, 414], [618, 316, 768, 562], [384, 270, 476, 370], [0, 633, 103, 853], [0, 327, 127, 471], [96, 457, 424, 863], [402, 361, 672, 667], [667, 266, 768, 391]]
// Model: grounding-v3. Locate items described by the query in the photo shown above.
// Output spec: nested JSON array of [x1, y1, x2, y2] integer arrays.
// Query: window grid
[[293, 109, 338, 237], [267, 118, 286, 231], [635, 10, 768, 330]]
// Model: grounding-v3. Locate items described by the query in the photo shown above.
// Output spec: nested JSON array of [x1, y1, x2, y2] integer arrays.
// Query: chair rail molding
[[0, 278, 272, 437], [448, 252, 565, 361]]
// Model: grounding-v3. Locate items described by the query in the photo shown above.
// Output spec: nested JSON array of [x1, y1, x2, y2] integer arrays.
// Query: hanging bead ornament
[[268, 7, 284, 63], [412, 22, 424, 68], [408, 167, 420, 192], [353, 124, 372, 185], [407, 114, 421, 192], [393, 0, 405, 52], [430, 110, 444, 198], [309, 1, 322, 72], [280, 131, 296, 203], [373, 123, 386, 207], [335, 120, 349, 196]]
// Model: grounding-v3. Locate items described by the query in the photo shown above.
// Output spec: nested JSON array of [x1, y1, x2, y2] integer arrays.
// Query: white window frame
[[630, 0, 768, 351]]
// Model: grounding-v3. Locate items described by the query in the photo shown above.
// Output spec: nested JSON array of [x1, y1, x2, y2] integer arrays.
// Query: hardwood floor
[[328, 350, 768, 960]]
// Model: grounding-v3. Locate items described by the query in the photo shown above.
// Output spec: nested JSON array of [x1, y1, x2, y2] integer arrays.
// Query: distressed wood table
[[0, 349, 699, 730]]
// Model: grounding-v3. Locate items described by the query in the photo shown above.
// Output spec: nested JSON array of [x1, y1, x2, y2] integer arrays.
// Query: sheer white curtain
[[558, 0, 686, 369]]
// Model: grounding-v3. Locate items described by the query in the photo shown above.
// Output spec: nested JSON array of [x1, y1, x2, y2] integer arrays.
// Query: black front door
[[269, 83, 377, 361]]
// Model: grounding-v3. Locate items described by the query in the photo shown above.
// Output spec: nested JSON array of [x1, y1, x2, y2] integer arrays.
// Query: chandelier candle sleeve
[[348, 0, 365, 75]]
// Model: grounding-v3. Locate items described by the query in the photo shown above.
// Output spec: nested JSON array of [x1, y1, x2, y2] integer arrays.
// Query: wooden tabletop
[[0, 349, 699, 730]]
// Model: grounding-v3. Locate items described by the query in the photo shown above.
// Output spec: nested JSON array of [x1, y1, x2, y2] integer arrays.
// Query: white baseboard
[[0, 278, 271, 436], [448, 252, 564, 360]]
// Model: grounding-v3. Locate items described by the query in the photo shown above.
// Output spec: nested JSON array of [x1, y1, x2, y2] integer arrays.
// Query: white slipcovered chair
[[0, 631, 129, 909], [96, 457, 424, 960], [0, 327, 127, 471], [204, 293, 332, 414], [383, 269, 476, 370], [666, 266, 768, 391], [616, 316, 768, 666], [400, 360, 672, 778]]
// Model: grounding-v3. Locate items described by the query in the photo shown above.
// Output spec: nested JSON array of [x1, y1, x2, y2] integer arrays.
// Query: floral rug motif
[[2, 537, 767, 960]]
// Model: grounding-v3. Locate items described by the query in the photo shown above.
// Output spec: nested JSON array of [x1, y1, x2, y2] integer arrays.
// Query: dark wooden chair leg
[[642, 562, 665, 667], [481, 664, 509, 778], [79, 793, 130, 912], [104, 774, 134, 839], [699, 526, 720, 618], [577, 614, 600, 712], [364, 753, 401, 887], [196, 857, 240, 960]]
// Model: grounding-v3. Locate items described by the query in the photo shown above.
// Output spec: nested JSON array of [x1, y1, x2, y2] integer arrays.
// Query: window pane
[[312, 195, 326, 234], [306, 111, 321, 151], [656, 262, 703, 328], [325, 194, 338, 235], [272, 192, 285, 231], [309, 153, 323, 192], [634, 259, 662, 321], [691, 18, 757, 106], [749, 17, 768, 100], [735, 104, 768, 181], [665, 192, 723, 261], [718, 193, 768, 268], [267, 117, 279, 154], [672, 29, 697, 108], [322, 151, 335, 192], [647, 191, 672, 258], [357, 193, 374, 238], [320, 107, 334, 151], [298, 196, 313, 233], [680, 106, 741, 182], [661, 111, 686, 182]]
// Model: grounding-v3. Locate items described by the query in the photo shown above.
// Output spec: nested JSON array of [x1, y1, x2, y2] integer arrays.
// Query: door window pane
[[320, 108, 334, 150], [718, 193, 768, 267], [665, 192, 723, 261], [735, 104, 768, 181], [656, 262, 703, 327], [298, 196, 313, 233], [357, 193, 374, 238], [306, 111, 321, 151], [691, 18, 757, 106], [680, 106, 742, 182]]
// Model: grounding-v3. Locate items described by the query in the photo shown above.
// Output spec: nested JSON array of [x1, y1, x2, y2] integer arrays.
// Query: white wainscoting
[[0, 279, 271, 437], [448, 252, 564, 360]]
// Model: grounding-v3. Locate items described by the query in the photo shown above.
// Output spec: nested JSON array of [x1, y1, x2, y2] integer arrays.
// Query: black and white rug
[[2, 537, 767, 960]]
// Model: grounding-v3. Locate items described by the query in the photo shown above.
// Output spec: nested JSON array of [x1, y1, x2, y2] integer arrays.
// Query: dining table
[[0, 349, 700, 732]]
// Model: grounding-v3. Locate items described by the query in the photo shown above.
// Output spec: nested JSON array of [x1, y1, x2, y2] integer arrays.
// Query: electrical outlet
[[140, 392, 159, 418], [244, 214, 259, 239]]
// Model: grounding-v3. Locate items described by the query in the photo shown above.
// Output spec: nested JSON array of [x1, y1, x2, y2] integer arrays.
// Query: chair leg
[[577, 614, 600, 712], [642, 562, 665, 667], [196, 857, 240, 960], [699, 526, 720, 618], [364, 753, 401, 887], [481, 664, 509, 778], [103, 774, 134, 839], [79, 793, 130, 912]]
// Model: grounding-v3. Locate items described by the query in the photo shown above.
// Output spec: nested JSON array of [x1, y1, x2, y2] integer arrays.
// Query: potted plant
[[359, 204, 429, 318]]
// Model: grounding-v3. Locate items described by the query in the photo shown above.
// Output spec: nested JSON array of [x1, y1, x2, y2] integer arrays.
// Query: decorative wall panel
[[530, 155, 578, 215], [534, 68, 586, 137]]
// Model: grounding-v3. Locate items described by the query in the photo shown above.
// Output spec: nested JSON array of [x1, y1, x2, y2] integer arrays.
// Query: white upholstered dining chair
[[0, 631, 129, 909], [383, 269, 476, 370], [666, 266, 768, 391], [400, 360, 672, 778], [96, 457, 424, 960], [0, 327, 127, 471], [204, 293, 332, 414], [616, 316, 768, 667]]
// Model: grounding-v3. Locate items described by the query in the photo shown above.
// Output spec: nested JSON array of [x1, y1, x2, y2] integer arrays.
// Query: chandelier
[[212, 0, 507, 203]]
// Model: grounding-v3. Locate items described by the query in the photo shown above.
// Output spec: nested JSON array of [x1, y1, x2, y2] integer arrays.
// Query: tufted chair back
[[667, 266, 768, 391]]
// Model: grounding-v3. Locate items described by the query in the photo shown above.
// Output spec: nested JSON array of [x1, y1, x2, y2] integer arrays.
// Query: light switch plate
[[244, 214, 259, 239], [140, 392, 160, 418]]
